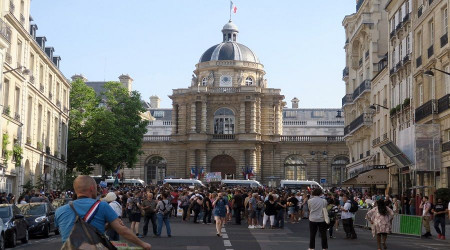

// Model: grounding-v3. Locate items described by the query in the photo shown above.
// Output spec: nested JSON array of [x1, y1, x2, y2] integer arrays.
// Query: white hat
[[103, 192, 117, 203]]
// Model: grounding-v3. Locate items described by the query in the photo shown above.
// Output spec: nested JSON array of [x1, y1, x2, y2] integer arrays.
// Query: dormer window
[[202, 77, 208, 86], [245, 77, 253, 86]]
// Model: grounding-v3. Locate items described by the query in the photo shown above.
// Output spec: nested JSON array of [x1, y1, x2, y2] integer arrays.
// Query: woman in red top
[[170, 191, 179, 217]]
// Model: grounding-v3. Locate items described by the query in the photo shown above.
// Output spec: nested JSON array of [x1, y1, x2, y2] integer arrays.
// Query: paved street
[[15, 217, 450, 250]]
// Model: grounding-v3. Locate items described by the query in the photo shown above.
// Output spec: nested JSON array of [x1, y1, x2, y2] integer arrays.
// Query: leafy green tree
[[68, 79, 148, 174]]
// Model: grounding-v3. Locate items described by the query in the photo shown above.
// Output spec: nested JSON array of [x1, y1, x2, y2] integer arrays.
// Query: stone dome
[[199, 21, 260, 64]]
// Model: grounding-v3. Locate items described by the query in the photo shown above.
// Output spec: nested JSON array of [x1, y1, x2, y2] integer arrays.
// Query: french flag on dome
[[231, 1, 237, 14]]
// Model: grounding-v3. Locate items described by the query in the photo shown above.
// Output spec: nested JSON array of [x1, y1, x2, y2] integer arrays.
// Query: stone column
[[240, 102, 246, 133], [200, 150, 207, 170], [201, 102, 207, 133], [274, 104, 279, 135], [190, 103, 196, 133], [250, 150, 257, 179], [171, 104, 177, 135], [256, 99, 261, 133], [250, 101, 256, 133]]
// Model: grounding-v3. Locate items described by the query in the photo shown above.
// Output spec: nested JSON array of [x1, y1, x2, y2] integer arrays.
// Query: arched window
[[284, 155, 306, 180], [214, 108, 235, 134], [245, 77, 253, 86], [331, 156, 349, 185], [146, 156, 167, 184], [202, 77, 208, 86]]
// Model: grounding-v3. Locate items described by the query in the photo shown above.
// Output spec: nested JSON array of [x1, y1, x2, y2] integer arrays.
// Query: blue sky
[[30, 0, 356, 108]]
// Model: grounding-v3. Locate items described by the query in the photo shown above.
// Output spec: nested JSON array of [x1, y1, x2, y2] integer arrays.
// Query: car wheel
[[21, 230, 28, 244], [7, 231, 16, 248], [43, 224, 50, 238], [0, 234, 5, 250]]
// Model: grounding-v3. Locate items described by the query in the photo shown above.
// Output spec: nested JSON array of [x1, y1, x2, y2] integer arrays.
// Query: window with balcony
[[418, 32, 423, 55], [214, 108, 235, 135], [48, 74, 53, 99], [430, 20, 434, 45], [444, 8, 448, 34], [14, 87, 20, 119], [26, 96, 32, 139], [17, 40, 22, 67], [3, 79, 9, 109]]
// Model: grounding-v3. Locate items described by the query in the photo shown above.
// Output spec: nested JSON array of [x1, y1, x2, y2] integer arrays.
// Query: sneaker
[[438, 234, 442, 239], [329, 236, 336, 239], [441, 236, 446, 240], [248, 225, 255, 229]]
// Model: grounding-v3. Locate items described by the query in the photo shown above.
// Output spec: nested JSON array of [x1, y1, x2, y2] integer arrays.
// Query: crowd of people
[[6, 176, 449, 250]]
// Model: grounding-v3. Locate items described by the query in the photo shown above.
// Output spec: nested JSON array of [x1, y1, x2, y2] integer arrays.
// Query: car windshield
[[18, 204, 46, 216], [0, 207, 11, 220]]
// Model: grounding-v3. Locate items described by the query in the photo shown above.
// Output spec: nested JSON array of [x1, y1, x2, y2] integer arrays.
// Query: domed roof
[[199, 42, 259, 63], [199, 20, 260, 64]]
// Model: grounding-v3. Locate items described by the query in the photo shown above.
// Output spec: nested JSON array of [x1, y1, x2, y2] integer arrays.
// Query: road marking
[[223, 240, 232, 246], [221, 228, 226, 232], [222, 233, 228, 239]]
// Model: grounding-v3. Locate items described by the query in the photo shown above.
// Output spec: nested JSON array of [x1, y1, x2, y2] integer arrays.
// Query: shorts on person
[[129, 212, 141, 222]]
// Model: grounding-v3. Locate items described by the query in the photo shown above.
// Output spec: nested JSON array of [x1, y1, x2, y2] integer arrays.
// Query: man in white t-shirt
[[340, 194, 356, 239]]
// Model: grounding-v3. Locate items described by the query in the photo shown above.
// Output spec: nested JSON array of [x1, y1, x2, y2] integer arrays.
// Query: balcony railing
[[390, 30, 395, 39], [396, 22, 402, 31], [56, 100, 61, 108], [372, 137, 380, 146], [441, 33, 448, 48], [344, 112, 373, 136], [395, 61, 402, 71], [210, 87, 240, 93], [63, 106, 69, 113], [378, 54, 388, 71], [403, 13, 410, 23], [416, 56, 422, 67], [14, 113, 20, 122], [49, 93, 53, 100], [443, 141, 450, 153], [39, 84, 44, 92], [352, 79, 371, 101], [438, 94, 450, 114], [415, 99, 437, 122], [212, 134, 235, 140], [427, 45, 434, 58], [342, 94, 353, 106], [280, 136, 344, 142], [359, 58, 363, 67], [365, 50, 369, 60], [9, 1, 15, 14], [356, 0, 364, 12], [342, 67, 349, 79], [402, 54, 410, 64], [0, 19, 12, 43], [143, 135, 171, 142], [418, 5, 423, 18], [5, 52, 12, 64]]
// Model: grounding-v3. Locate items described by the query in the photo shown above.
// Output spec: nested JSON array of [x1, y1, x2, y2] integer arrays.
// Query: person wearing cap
[[103, 192, 122, 241]]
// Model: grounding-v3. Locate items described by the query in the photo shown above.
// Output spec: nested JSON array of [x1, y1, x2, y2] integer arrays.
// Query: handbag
[[323, 207, 330, 224]]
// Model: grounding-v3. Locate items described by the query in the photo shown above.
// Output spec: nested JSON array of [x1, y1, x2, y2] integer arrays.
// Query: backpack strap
[[83, 200, 101, 223]]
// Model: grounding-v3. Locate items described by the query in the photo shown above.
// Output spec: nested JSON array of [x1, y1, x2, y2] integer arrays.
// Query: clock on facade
[[220, 75, 232, 87]]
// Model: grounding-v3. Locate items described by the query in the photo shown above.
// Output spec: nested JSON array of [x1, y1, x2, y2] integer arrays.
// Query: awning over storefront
[[342, 165, 389, 186], [380, 141, 412, 169]]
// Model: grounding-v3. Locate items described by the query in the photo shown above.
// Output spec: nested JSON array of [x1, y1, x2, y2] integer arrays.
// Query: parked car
[[0, 204, 28, 248], [17, 203, 57, 238], [0, 217, 5, 250], [52, 198, 72, 210]]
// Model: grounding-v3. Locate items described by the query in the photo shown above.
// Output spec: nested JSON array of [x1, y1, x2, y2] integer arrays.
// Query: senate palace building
[[122, 20, 349, 187]]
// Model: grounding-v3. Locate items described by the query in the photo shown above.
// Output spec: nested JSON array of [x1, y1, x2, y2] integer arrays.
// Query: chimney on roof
[[71, 74, 88, 82], [45, 47, 54, 59], [291, 97, 299, 109], [36, 36, 46, 50], [52, 56, 61, 68], [30, 24, 38, 39], [119, 74, 133, 92], [150, 96, 160, 109]]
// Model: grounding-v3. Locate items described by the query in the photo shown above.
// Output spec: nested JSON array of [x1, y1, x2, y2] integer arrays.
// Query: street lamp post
[[424, 68, 450, 77]]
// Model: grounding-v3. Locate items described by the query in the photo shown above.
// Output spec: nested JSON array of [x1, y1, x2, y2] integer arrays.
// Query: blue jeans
[[157, 213, 171, 236]]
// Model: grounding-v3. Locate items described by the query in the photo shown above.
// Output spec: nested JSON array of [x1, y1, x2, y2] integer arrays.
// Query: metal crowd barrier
[[354, 209, 423, 237]]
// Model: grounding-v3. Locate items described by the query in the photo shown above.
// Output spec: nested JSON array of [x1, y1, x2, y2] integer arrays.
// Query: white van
[[105, 178, 145, 187], [280, 180, 323, 190], [163, 179, 205, 187], [221, 179, 262, 188]]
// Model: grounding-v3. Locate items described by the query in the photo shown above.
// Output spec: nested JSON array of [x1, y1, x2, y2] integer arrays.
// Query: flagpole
[[229, 0, 232, 21]]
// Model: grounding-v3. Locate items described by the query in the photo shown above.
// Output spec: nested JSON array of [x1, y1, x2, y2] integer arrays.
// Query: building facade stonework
[[123, 21, 348, 186], [0, 0, 70, 195]]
